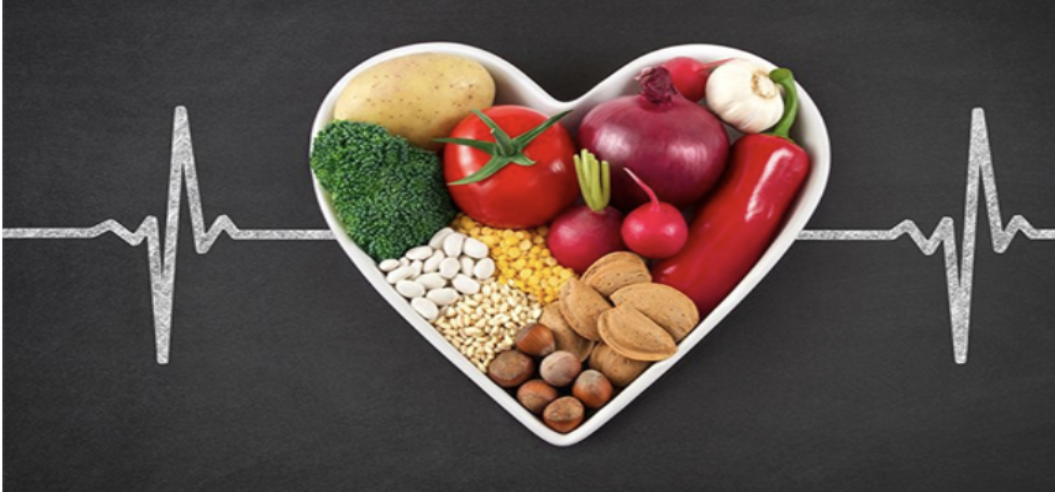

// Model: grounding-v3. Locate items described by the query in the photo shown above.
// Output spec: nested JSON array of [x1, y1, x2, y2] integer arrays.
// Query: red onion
[[578, 67, 730, 211]]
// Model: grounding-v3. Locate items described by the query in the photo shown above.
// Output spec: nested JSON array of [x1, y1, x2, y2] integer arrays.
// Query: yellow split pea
[[452, 215, 575, 304]]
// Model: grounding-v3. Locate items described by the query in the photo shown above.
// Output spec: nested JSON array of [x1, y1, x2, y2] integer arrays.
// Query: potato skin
[[335, 53, 495, 150]]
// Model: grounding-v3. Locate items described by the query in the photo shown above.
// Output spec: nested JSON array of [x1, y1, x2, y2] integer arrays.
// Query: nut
[[516, 379, 558, 414], [543, 396, 585, 433], [572, 369, 614, 409], [539, 350, 582, 387], [487, 350, 534, 388], [580, 251, 651, 297], [589, 343, 650, 387], [558, 278, 610, 341], [597, 304, 677, 361], [610, 283, 699, 342], [540, 301, 594, 361], [514, 323, 556, 357]]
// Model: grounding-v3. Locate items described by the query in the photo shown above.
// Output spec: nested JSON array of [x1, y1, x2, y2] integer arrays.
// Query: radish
[[621, 168, 688, 259], [547, 150, 626, 273], [659, 57, 733, 102]]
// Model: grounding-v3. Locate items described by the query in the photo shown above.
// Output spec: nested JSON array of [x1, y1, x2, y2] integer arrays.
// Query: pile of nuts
[[483, 251, 703, 433], [488, 322, 614, 433], [376, 231, 700, 434], [431, 280, 542, 372], [565, 252, 699, 364]]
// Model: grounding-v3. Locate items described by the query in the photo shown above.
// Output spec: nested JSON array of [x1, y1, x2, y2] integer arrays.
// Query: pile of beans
[[378, 227, 496, 321]]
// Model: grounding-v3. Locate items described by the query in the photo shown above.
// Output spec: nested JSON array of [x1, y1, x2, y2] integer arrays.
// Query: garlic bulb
[[705, 59, 784, 134]]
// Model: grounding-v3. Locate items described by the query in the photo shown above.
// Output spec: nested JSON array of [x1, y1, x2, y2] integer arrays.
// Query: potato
[[335, 53, 495, 150]]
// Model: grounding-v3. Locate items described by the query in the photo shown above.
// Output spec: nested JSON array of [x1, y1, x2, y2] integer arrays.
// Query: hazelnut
[[543, 396, 585, 433], [516, 379, 558, 414], [572, 369, 614, 409], [514, 323, 556, 357], [540, 350, 581, 387], [487, 350, 534, 388]]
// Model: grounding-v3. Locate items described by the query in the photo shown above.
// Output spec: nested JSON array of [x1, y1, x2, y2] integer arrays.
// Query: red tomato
[[443, 105, 579, 229]]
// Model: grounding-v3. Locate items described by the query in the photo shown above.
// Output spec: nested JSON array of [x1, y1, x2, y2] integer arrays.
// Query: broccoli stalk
[[311, 121, 457, 261]]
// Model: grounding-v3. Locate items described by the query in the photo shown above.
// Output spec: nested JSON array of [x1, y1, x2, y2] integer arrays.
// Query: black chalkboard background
[[5, 0, 1055, 490]]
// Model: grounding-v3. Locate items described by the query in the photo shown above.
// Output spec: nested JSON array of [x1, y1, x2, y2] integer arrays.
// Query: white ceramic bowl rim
[[309, 42, 830, 446]]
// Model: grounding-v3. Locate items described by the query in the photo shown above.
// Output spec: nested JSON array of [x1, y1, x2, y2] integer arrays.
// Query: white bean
[[423, 250, 444, 273], [439, 257, 461, 279], [460, 256, 475, 276], [385, 266, 412, 284], [396, 280, 425, 298], [452, 274, 481, 295], [405, 246, 433, 261], [442, 232, 465, 258], [411, 297, 439, 321], [378, 259, 400, 272], [463, 238, 488, 259], [427, 288, 459, 306], [428, 227, 454, 249], [473, 258, 495, 280], [399, 258, 410, 267], [410, 260, 423, 278], [416, 273, 446, 290]]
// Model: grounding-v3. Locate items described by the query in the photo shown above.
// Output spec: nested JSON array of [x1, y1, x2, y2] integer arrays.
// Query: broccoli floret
[[311, 120, 457, 261]]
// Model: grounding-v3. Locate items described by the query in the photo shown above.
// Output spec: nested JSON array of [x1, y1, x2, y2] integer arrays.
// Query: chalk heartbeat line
[[3, 107, 1052, 364], [3, 107, 335, 363], [799, 108, 1054, 364]]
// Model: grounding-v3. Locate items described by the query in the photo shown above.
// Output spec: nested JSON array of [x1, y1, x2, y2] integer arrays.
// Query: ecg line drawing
[[799, 108, 1054, 364], [2, 107, 1052, 365], [3, 107, 335, 364]]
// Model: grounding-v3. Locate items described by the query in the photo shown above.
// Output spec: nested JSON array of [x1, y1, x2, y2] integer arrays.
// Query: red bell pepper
[[652, 68, 811, 315]]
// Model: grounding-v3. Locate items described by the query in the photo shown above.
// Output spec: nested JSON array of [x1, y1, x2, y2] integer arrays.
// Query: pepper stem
[[766, 68, 799, 142], [575, 150, 611, 213]]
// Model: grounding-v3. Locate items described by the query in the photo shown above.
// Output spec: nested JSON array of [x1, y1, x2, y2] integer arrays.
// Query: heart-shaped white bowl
[[310, 42, 829, 446]]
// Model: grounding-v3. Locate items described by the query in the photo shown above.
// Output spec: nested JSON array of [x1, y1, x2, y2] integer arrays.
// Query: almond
[[610, 283, 700, 342], [540, 301, 594, 361], [597, 304, 677, 361], [589, 343, 650, 387], [581, 251, 651, 297], [558, 278, 610, 341]]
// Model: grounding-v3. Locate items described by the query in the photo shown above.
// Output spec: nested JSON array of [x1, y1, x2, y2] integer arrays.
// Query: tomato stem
[[436, 109, 572, 185]]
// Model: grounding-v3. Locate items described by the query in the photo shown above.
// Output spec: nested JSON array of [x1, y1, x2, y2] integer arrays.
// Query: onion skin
[[579, 68, 730, 211]]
